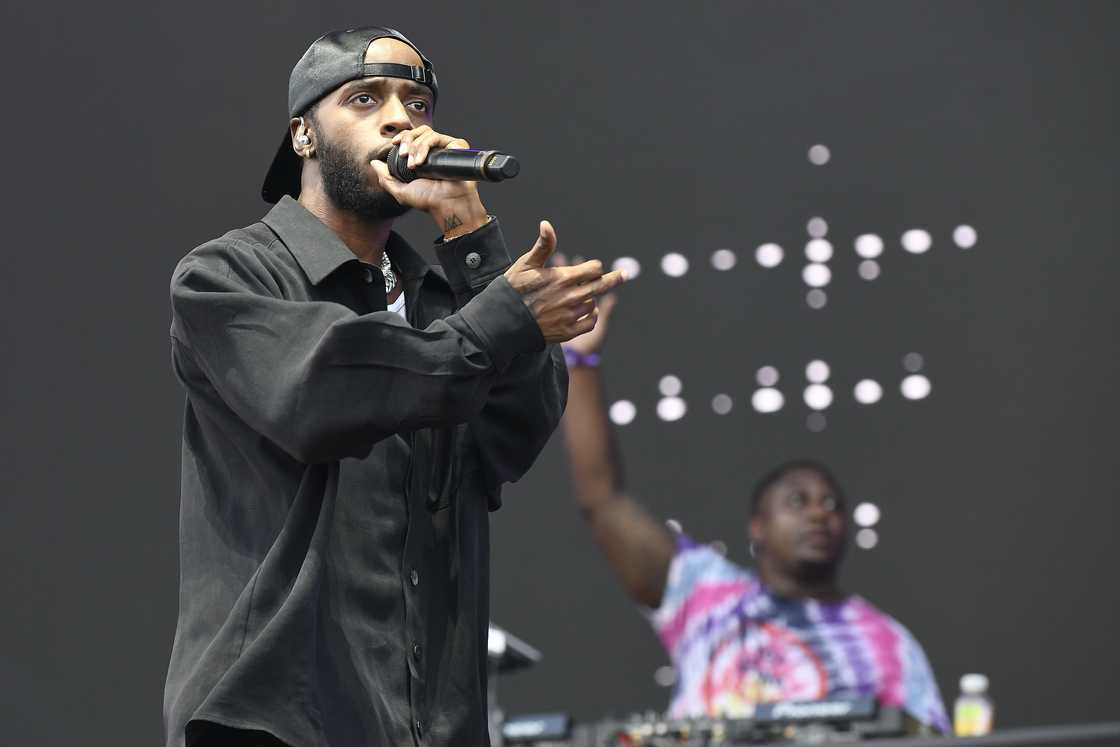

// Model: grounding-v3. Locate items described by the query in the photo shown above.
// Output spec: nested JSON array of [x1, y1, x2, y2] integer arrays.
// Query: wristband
[[563, 348, 601, 368]]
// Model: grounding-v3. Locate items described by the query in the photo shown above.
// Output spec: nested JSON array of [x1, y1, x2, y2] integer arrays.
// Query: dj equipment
[[503, 705, 1120, 746], [503, 696, 912, 746], [486, 625, 1120, 746]]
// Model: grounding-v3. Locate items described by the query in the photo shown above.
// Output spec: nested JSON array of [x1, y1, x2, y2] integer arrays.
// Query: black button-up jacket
[[163, 196, 567, 747]]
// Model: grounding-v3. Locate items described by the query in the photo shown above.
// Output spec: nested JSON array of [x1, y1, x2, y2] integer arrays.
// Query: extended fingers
[[393, 127, 470, 169], [562, 259, 605, 284]]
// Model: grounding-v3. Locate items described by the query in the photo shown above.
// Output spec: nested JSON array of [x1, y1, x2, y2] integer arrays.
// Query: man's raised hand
[[503, 221, 627, 345]]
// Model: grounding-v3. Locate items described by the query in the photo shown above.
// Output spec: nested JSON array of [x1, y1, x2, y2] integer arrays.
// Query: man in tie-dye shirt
[[557, 285, 949, 733]]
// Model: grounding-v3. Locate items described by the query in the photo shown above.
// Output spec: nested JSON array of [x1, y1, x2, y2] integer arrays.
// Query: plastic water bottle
[[954, 673, 994, 736]]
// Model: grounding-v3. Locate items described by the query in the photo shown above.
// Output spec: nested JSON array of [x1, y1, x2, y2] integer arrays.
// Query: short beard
[[316, 136, 411, 221]]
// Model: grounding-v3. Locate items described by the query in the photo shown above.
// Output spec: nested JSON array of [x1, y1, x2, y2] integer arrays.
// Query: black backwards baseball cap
[[261, 26, 438, 203]]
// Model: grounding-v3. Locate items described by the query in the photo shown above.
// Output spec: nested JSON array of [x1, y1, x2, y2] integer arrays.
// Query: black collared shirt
[[163, 196, 566, 747]]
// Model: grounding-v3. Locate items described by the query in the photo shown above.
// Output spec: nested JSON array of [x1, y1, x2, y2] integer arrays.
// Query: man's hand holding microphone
[[371, 126, 627, 345]]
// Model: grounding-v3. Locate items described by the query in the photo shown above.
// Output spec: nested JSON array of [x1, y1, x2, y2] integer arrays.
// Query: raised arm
[[559, 284, 675, 608]]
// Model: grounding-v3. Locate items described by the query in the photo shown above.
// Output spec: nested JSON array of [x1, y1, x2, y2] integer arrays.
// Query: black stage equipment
[[385, 145, 520, 182]]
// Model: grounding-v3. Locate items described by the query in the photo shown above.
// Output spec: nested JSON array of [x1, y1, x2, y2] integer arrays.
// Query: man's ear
[[290, 116, 314, 158], [749, 515, 764, 545]]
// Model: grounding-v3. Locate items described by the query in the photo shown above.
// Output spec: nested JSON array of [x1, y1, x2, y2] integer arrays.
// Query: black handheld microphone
[[385, 146, 520, 183]]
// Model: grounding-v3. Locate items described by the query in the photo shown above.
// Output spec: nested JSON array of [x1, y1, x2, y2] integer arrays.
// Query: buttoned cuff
[[457, 275, 545, 373], [434, 217, 512, 305]]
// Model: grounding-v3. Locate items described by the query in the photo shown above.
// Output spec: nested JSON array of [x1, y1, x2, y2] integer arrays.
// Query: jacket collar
[[261, 195, 437, 287]]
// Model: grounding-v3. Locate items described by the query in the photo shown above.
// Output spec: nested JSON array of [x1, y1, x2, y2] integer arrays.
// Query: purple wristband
[[563, 348, 601, 368]]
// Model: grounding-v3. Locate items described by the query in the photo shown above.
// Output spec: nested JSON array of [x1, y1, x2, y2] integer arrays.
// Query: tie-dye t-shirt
[[648, 534, 949, 733]]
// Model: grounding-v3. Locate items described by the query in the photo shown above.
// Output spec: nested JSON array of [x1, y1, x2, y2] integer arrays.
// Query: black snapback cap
[[261, 26, 438, 203]]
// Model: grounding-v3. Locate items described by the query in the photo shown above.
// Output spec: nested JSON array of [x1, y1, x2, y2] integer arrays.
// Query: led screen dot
[[806, 289, 828, 309], [661, 252, 689, 277], [806, 360, 830, 384], [609, 400, 636, 425], [712, 394, 733, 415], [654, 666, 678, 687], [808, 144, 831, 165], [856, 528, 879, 550], [954, 224, 978, 249], [752, 388, 784, 413], [755, 243, 784, 268], [802, 263, 831, 288], [858, 259, 881, 280], [805, 239, 834, 263], [901, 229, 932, 254], [854, 379, 883, 404], [903, 352, 925, 373], [854, 233, 884, 259], [612, 256, 641, 280], [756, 366, 780, 387], [657, 396, 687, 421], [807, 412, 827, 432], [900, 374, 932, 400], [803, 383, 834, 410], [854, 502, 881, 527], [711, 248, 737, 271], [659, 375, 682, 397], [807, 217, 829, 238]]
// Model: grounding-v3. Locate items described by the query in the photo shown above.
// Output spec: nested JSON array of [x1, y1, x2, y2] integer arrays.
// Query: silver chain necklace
[[380, 252, 397, 295]]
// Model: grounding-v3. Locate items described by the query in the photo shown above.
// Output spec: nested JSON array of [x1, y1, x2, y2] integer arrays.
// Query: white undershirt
[[387, 292, 407, 319]]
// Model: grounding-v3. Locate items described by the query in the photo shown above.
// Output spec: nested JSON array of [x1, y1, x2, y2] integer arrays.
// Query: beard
[[317, 137, 411, 221]]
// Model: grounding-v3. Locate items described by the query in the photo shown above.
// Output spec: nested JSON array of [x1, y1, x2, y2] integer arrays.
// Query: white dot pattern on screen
[[711, 249, 737, 271], [855, 234, 884, 258], [854, 379, 883, 404], [900, 374, 932, 400], [756, 366, 780, 387], [803, 263, 831, 287], [654, 666, 678, 687], [805, 239, 834, 263], [806, 360, 830, 384], [612, 257, 641, 280], [609, 400, 636, 425], [854, 502, 881, 527], [755, 243, 784, 268], [657, 396, 687, 421], [752, 388, 784, 413], [901, 229, 932, 254], [661, 253, 689, 277], [856, 528, 879, 549], [804, 384, 833, 410], [953, 225, 978, 249], [712, 394, 733, 415], [659, 375, 682, 397]]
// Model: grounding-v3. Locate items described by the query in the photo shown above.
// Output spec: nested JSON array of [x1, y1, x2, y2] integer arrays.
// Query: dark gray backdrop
[[2, 1, 1117, 744]]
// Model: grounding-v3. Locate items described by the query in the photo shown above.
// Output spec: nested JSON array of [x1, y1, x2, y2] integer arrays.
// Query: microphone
[[385, 146, 520, 183]]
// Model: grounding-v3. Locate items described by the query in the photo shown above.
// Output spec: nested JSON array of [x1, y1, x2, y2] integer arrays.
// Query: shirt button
[[415, 720, 424, 738], [363, 266, 374, 284], [410, 569, 419, 586], [412, 642, 423, 659], [465, 251, 482, 269]]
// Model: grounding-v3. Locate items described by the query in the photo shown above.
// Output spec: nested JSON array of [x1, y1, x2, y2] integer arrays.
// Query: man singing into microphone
[[163, 27, 624, 747]]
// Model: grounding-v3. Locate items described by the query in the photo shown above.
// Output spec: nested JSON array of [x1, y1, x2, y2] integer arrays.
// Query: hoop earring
[[749, 541, 758, 558]]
